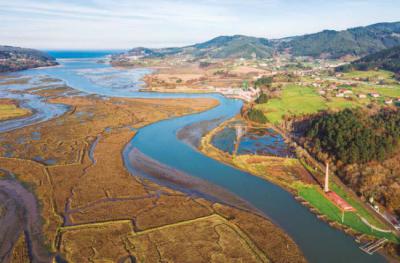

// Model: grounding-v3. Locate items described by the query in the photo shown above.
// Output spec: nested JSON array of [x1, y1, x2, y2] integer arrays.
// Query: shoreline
[[0, 88, 308, 262]]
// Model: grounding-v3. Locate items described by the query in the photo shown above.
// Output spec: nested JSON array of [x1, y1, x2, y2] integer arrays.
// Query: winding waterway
[[1, 54, 386, 263]]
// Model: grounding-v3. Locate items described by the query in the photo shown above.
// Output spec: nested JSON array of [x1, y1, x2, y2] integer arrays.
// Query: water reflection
[[212, 121, 293, 157]]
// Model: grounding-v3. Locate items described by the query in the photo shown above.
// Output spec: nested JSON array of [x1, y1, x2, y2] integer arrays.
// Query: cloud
[[0, 0, 399, 49]]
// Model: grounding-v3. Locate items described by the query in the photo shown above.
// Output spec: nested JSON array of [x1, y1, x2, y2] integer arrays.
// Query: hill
[[0, 46, 58, 72], [115, 35, 274, 60], [188, 35, 274, 59], [279, 22, 400, 58], [336, 45, 400, 78], [113, 21, 400, 62]]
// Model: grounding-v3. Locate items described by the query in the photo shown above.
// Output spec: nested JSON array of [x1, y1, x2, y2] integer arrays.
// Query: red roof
[[326, 191, 356, 212]]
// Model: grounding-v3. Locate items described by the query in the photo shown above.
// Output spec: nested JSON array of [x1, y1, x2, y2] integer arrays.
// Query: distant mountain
[[116, 35, 274, 60], [0, 46, 58, 72], [187, 35, 273, 59], [279, 22, 400, 58], [336, 45, 400, 78], [114, 21, 400, 62]]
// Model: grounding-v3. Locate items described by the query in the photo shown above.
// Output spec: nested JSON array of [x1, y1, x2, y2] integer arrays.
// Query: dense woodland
[[305, 109, 400, 164], [301, 108, 400, 215]]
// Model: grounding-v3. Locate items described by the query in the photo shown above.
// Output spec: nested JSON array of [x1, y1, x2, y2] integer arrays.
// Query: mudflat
[[0, 99, 31, 121], [0, 86, 306, 263]]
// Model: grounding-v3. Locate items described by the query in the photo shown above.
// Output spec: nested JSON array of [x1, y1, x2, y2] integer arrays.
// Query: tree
[[255, 93, 269, 104], [247, 108, 268, 123], [254, 76, 273, 89], [242, 80, 249, 90]]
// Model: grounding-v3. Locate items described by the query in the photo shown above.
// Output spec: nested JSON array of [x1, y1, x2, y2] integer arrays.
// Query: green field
[[330, 183, 386, 229], [325, 97, 367, 110], [255, 85, 365, 124], [341, 70, 395, 81], [255, 85, 326, 123], [352, 84, 400, 98], [295, 183, 398, 242]]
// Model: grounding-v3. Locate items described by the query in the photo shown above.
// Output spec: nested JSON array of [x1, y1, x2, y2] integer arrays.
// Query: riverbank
[[199, 117, 315, 193], [0, 56, 388, 262], [199, 116, 400, 259], [0, 86, 306, 262]]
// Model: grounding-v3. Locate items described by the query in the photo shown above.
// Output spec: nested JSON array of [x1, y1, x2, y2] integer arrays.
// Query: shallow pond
[[212, 122, 293, 157]]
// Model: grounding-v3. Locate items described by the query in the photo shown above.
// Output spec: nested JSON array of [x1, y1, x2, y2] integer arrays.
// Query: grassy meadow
[[341, 70, 395, 81], [295, 183, 398, 242], [254, 85, 366, 124]]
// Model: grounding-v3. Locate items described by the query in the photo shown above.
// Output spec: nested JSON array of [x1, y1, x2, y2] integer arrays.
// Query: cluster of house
[[313, 82, 400, 105], [215, 87, 260, 102], [335, 90, 399, 105], [357, 93, 400, 105], [334, 88, 353, 98]]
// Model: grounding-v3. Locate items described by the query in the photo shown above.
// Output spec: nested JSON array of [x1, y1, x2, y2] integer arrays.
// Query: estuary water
[[1, 54, 386, 263]]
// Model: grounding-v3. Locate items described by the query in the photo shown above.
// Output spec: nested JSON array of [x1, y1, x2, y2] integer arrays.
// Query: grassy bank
[[294, 183, 398, 242], [200, 119, 399, 242]]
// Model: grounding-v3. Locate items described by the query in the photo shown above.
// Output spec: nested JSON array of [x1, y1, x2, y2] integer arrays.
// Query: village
[[127, 53, 400, 107]]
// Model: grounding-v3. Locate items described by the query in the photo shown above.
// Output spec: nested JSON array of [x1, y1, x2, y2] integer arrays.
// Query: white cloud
[[0, 0, 399, 49]]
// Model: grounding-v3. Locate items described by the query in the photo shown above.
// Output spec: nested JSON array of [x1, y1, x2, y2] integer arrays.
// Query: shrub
[[248, 108, 268, 123], [255, 93, 269, 104]]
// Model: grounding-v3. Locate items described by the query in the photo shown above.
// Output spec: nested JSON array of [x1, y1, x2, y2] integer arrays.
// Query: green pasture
[[294, 183, 398, 242]]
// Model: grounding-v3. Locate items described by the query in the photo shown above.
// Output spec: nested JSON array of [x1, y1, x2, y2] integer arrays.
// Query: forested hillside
[[114, 22, 400, 62], [337, 45, 400, 79], [279, 22, 400, 58], [301, 108, 400, 216], [0, 45, 57, 72]]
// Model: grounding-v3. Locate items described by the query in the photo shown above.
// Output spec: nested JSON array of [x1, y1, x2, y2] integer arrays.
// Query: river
[[0, 54, 385, 263]]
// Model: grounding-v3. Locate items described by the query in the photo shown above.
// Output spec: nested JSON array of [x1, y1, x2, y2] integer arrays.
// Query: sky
[[1, 0, 399, 50]]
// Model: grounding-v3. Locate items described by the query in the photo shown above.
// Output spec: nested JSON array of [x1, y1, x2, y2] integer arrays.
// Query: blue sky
[[1, 0, 399, 50]]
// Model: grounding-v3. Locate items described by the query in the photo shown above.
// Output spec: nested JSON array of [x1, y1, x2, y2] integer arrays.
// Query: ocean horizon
[[46, 50, 125, 59]]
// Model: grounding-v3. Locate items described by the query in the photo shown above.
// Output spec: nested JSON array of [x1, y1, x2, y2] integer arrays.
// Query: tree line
[[305, 108, 400, 164]]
